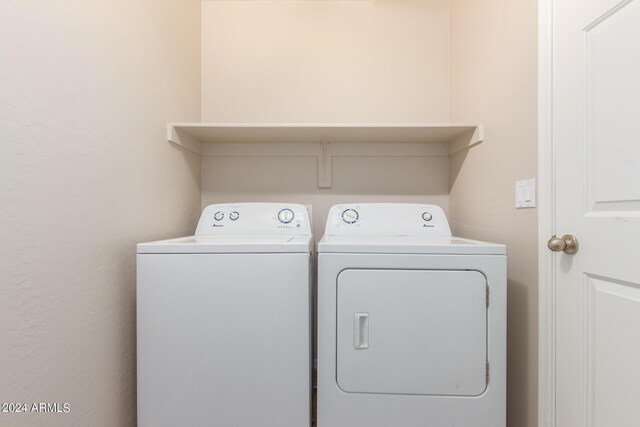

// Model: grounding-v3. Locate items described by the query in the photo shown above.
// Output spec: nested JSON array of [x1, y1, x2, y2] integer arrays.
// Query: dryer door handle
[[354, 313, 369, 349]]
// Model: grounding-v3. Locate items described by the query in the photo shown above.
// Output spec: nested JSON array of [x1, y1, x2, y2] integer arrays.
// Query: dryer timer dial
[[342, 209, 359, 224]]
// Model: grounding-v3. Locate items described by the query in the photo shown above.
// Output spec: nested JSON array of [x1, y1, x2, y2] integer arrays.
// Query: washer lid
[[318, 235, 506, 255], [137, 235, 313, 254], [138, 203, 313, 254]]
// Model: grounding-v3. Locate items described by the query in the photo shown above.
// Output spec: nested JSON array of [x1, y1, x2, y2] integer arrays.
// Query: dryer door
[[336, 269, 487, 396]]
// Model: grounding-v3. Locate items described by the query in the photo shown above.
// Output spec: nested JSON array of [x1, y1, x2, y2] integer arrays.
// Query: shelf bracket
[[318, 137, 332, 189], [448, 124, 484, 155], [167, 124, 202, 155]]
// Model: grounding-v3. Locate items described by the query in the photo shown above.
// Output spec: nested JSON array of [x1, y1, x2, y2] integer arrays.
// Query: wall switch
[[516, 179, 536, 208]]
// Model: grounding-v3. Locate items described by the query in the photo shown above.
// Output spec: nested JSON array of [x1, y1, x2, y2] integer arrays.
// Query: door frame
[[538, 0, 556, 425]]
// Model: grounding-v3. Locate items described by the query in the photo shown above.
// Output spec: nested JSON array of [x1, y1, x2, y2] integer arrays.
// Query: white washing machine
[[137, 203, 312, 427], [317, 203, 506, 427]]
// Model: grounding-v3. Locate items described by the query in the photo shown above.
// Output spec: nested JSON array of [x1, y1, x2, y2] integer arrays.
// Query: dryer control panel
[[325, 203, 451, 237], [196, 203, 311, 236]]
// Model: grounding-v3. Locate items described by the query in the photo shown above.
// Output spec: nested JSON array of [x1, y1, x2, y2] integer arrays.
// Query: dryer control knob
[[214, 211, 224, 221], [422, 212, 433, 222], [277, 208, 295, 224], [229, 211, 240, 221], [342, 208, 359, 224]]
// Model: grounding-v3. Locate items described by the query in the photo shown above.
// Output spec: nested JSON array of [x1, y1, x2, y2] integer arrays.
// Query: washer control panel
[[196, 203, 311, 236], [325, 203, 451, 237]]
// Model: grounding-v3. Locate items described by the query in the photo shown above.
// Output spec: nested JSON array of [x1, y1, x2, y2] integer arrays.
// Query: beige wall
[[0, 1, 539, 425], [201, 155, 450, 239], [201, 0, 450, 123], [201, 0, 452, 232], [449, 1, 538, 426], [0, 1, 201, 425]]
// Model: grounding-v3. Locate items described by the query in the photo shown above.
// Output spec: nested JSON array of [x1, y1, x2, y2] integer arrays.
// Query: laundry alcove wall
[[185, 0, 464, 238], [170, 3, 538, 427], [0, 1, 537, 426]]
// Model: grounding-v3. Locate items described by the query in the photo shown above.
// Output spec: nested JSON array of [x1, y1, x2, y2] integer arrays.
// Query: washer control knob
[[277, 208, 295, 224], [214, 211, 224, 221], [342, 208, 359, 224], [422, 212, 433, 222], [229, 211, 240, 221]]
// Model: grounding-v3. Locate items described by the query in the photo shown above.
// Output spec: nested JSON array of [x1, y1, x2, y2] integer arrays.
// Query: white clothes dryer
[[137, 203, 313, 427], [317, 203, 506, 427]]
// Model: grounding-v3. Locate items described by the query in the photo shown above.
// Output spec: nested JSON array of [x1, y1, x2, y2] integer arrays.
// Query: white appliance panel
[[317, 203, 505, 427], [195, 202, 311, 236], [336, 269, 487, 396], [137, 252, 311, 427], [325, 203, 451, 237], [319, 235, 506, 255], [317, 253, 506, 427], [137, 235, 312, 254]]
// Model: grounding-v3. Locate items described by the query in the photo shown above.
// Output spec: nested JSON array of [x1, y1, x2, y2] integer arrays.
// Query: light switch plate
[[516, 179, 536, 208]]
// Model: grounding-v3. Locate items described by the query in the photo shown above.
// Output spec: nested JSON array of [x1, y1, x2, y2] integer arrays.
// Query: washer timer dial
[[213, 211, 224, 221], [277, 208, 295, 224], [342, 208, 359, 224], [229, 211, 240, 221], [422, 212, 433, 221]]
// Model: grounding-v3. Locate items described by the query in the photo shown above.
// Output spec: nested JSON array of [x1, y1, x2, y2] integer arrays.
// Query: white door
[[551, 0, 640, 425], [336, 269, 487, 396]]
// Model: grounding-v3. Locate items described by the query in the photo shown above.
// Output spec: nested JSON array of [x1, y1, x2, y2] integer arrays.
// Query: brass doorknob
[[547, 234, 579, 255]]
